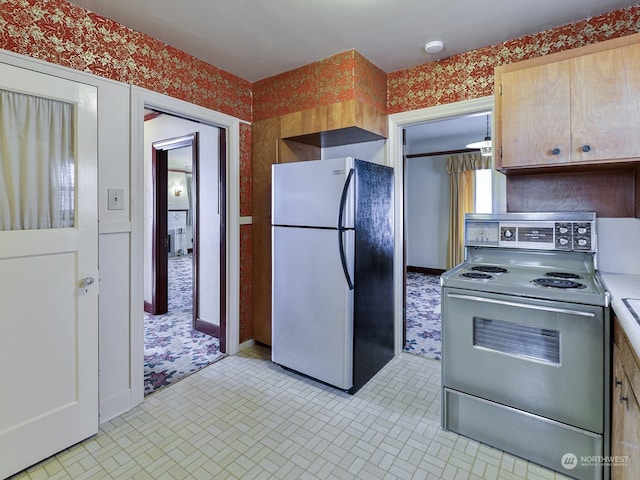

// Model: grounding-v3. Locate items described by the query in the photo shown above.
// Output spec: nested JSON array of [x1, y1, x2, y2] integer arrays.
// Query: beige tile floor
[[11, 346, 571, 480]]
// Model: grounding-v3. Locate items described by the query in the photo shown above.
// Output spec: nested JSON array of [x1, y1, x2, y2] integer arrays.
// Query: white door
[[0, 63, 98, 479]]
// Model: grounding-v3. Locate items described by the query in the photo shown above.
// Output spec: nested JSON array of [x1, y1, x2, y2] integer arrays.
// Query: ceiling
[[68, 0, 637, 83]]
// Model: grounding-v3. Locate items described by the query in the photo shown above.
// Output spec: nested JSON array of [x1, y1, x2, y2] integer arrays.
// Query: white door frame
[[130, 87, 244, 405], [386, 96, 503, 355]]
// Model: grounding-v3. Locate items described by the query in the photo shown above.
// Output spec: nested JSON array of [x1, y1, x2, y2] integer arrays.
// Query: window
[[474, 169, 492, 213]]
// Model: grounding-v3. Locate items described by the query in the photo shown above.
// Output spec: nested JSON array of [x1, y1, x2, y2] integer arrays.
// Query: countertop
[[599, 272, 640, 358]]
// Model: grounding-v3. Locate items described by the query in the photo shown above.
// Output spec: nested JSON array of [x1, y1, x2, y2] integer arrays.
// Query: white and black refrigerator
[[271, 157, 394, 394]]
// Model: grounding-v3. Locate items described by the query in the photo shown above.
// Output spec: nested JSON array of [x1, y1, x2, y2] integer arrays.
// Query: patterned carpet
[[145, 265, 439, 394], [404, 272, 442, 360], [144, 254, 224, 395]]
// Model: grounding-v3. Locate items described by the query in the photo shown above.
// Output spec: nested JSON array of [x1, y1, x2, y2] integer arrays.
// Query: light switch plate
[[108, 188, 124, 210]]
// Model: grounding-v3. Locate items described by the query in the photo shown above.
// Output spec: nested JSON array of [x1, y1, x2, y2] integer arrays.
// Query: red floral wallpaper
[[238, 124, 252, 343], [253, 50, 354, 121], [239, 123, 252, 217], [0, 0, 252, 121], [388, 5, 640, 114], [354, 50, 387, 113], [253, 49, 387, 121], [239, 224, 252, 343]]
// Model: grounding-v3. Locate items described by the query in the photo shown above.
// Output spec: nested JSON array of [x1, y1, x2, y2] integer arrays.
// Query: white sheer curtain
[[0, 89, 74, 230]]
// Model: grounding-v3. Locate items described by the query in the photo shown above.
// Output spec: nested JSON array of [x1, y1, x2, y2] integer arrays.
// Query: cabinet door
[[612, 345, 626, 479], [612, 344, 640, 480], [572, 43, 640, 163], [499, 60, 571, 167], [620, 381, 640, 480]]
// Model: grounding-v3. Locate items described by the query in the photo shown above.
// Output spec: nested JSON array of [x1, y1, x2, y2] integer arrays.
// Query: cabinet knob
[[615, 377, 622, 387], [551, 148, 561, 156], [581, 144, 591, 153], [620, 393, 628, 404]]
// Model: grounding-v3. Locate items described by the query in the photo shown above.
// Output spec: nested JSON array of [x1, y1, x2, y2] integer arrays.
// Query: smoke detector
[[424, 41, 444, 54]]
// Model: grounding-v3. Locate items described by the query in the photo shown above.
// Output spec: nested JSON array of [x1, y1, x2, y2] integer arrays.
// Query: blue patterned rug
[[144, 254, 224, 395], [404, 272, 441, 360]]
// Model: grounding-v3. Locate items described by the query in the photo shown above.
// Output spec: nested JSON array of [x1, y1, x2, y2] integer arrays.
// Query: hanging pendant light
[[466, 114, 492, 157]]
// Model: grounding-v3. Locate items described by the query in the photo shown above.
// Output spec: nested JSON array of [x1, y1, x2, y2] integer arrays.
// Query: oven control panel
[[555, 221, 594, 251], [465, 215, 596, 252]]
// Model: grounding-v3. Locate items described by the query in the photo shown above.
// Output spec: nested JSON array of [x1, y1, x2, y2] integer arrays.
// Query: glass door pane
[[0, 89, 75, 230]]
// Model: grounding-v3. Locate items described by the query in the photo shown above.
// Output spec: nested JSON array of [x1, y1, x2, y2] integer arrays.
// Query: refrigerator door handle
[[338, 168, 354, 290]]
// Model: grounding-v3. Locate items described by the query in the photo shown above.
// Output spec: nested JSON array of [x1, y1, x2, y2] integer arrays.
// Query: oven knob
[[559, 237, 569, 245], [577, 227, 587, 234], [503, 229, 513, 238], [578, 238, 588, 246], [559, 226, 569, 234]]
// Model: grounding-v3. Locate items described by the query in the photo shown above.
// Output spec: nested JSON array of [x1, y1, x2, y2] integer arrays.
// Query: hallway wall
[[144, 115, 221, 327]]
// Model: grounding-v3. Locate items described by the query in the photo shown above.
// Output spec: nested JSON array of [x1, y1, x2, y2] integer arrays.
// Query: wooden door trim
[[192, 127, 227, 353], [147, 145, 169, 315], [147, 134, 197, 315]]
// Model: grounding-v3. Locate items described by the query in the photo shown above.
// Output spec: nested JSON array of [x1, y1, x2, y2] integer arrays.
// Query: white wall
[[96, 80, 135, 423], [167, 171, 190, 211], [143, 115, 221, 326], [597, 217, 640, 274], [405, 155, 450, 270], [322, 139, 386, 164]]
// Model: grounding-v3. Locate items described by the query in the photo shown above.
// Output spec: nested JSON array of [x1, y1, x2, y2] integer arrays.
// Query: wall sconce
[[174, 187, 182, 196]]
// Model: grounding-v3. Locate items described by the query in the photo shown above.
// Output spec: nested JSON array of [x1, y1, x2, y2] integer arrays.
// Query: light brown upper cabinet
[[495, 34, 640, 171]]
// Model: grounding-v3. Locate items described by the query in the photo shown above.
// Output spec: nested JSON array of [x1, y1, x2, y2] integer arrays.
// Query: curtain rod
[[406, 148, 476, 159]]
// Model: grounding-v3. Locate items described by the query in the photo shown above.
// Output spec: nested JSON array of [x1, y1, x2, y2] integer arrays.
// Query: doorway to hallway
[[143, 111, 227, 394]]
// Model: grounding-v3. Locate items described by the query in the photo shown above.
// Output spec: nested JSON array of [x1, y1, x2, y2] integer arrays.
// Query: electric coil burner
[[546, 271, 582, 279], [441, 212, 610, 480], [471, 265, 509, 274], [532, 277, 587, 289], [461, 272, 494, 280]]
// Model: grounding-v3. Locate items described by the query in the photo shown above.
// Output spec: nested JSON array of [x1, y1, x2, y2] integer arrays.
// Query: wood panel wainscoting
[[506, 166, 640, 218]]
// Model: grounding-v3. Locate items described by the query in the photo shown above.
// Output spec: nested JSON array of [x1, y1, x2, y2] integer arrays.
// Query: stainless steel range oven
[[441, 212, 610, 480]]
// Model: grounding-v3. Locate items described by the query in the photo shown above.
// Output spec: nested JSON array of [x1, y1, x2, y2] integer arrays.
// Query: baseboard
[[194, 318, 220, 338], [100, 389, 133, 424], [407, 266, 446, 275], [239, 339, 256, 351], [143, 301, 152, 313]]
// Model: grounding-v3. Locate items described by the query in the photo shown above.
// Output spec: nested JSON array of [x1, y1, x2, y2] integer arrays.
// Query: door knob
[[82, 276, 95, 287]]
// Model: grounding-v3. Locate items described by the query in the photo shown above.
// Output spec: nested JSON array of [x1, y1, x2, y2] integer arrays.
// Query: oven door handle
[[446, 293, 596, 317]]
